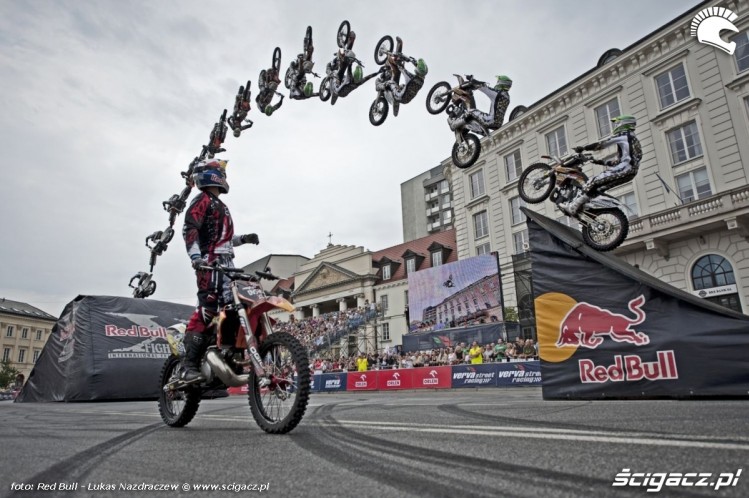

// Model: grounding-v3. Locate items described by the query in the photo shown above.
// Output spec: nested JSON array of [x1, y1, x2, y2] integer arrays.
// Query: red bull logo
[[579, 351, 678, 383], [557, 295, 649, 349]]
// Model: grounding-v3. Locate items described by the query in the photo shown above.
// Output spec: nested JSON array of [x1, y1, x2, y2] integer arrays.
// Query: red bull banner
[[525, 209, 749, 399]]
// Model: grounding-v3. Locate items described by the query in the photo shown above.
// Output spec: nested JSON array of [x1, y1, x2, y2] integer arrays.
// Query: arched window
[[691, 255, 742, 312]]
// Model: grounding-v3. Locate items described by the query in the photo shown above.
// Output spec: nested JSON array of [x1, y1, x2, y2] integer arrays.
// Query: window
[[382, 264, 391, 280], [692, 255, 741, 313], [439, 179, 449, 193], [18, 349, 26, 363], [676, 167, 712, 203], [431, 251, 443, 267], [655, 64, 690, 109], [667, 121, 703, 164], [513, 230, 529, 254], [594, 98, 621, 137], [442, 194, 451, 207], [617, 191, 639, 219], [469, 170, 485, 199], [5, 326, 13, 338], [381, 323, 390, 341], [33, 350, 40, 363], [476, 242, 491, 255], [2, 348, 10, 362], [546, 126, 568, 157], [510, 197, 526, 225], [733, 32, 749, 73], [36, 330, 42, 341], [406, 258, 416, 274], [21, 328, 28, 339], [504, 150, 523, 182], [442, 210, 452, 224], [473, 210, 489, 239], [380, 295, 389, 311]]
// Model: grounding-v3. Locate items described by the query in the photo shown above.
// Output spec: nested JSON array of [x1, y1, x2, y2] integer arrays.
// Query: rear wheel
[[272, 47, 281, 71], [157, 355, 200, 427], [451, 133, 481, 169], [518, 163, 555, 204], [284, 66, 294, 89], [258, 69, 267, 91], [248, 332, 310, 434], [319, 77, 331, 101], [582, 208, 629, 252], [426, 81, 451, 114], [375, 35, 393, 65], [304, 26, 312, 52]]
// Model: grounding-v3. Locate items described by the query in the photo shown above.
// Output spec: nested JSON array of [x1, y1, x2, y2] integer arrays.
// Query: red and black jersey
[[183, 191, 237, 261]]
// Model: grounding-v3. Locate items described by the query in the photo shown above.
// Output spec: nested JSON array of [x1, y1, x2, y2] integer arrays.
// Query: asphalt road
[[1, 388, 747, 498]]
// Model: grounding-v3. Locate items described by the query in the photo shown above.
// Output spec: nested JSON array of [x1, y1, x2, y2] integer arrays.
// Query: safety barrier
[[228, 361, 541, 395]]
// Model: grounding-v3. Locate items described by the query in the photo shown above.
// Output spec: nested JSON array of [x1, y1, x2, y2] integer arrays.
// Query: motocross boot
[[182, 332, 207, 382], [561, 192, 590, 216]]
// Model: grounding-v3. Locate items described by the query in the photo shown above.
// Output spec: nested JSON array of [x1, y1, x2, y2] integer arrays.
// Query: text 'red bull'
[[104, 325, 169, 339], [557, 295, 649, 349], [579, 351, 679, 383]]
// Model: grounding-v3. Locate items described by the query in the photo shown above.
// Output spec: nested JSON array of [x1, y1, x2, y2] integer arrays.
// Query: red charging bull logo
[[557, 295, 649, 349]]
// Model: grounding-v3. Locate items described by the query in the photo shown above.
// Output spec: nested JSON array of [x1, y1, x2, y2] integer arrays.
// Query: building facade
[[401, 165, 454, 242], [443, 0, 749, 334], [0, 298, 56, 382]]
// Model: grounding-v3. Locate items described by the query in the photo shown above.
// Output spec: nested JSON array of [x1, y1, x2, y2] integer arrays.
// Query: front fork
[[232, 287, 267, 378]]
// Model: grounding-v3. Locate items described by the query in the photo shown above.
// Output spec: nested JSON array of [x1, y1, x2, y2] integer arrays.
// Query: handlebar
[[196, 263, 279, 281]]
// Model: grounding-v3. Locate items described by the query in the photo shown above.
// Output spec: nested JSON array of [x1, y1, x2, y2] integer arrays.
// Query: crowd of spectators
[[274, 306, 378, 352], [309, 337, 538, 373]]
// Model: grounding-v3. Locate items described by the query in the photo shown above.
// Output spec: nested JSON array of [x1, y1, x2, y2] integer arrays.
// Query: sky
[[0, 0, 695, 317]]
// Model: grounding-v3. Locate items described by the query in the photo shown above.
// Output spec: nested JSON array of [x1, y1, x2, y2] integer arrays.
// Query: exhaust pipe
[[205, 350, 250, 387]]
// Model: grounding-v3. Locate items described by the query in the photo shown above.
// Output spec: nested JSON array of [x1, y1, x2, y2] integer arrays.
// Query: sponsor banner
[[346, 371, 378, 391], [378, 369, 413, 390], [311, 374, 322, 392], [451, 364, 498, 388], [319, 373, 347, 392], [525, 209, 749, 399], [496, 361, 542, 386], [412, 366, 452, 389]]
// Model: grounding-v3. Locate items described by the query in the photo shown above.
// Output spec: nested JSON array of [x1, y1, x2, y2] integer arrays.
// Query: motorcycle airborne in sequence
[[285, 26, 321, 100], [517, 152, 631, 251], [368, 35, 428, 126], [319, 20, 378, 105], [158, 264, 310, 434], [426, 74, 487, 169], [256, 47, 284, 116]]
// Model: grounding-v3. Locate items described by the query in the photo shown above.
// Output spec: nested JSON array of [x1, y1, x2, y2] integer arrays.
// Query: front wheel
[[369, 96, 389, 126], [374, 35, 393, 65], [157, 355, 201, 427], [258, 69, 267, 91], [518, 163, 555, 204], [272, 47, 282, 72], [426, 81, 451, 115], [581, 208, 629, 252], [248, 332, 310, 434], [452, 133, 481, 169], [319, 77, 331, 101]]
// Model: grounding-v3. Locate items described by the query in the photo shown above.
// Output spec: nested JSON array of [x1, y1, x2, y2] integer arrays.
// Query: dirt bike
[[285, 26, 320, 99], [425, 74, 487, 169], [368, 35, 427, 126], [319, 20, 378, 105], [227, 80, 253, 137], [256, 47, 284, 116], [158, 264, 310, 434], [517, 152, 630, 251]]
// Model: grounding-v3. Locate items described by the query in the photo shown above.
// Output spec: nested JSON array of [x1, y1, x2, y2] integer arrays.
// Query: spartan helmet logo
[[690, 7, 739, 55]]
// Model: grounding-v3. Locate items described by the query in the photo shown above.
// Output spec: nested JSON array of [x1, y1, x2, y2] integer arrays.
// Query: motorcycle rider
[[227, 83, 253, 137], [561, 115, 642, 215], [382, 37, 428, 104], [330, 30, 365, 98], [181, 157, 259, 381], [467, 75, 512, 130], [255, 69, 284, 116], [289, 54, 316, 99]]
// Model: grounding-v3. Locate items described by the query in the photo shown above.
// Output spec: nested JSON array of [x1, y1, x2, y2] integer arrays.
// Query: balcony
[[424, 191, 439, 201], [426, 206, 440, 216], [614, 185, 749, 259]]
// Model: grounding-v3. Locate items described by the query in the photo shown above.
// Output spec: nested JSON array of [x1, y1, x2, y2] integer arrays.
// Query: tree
[[503, 306, 519, 322], [0, 359, 20, 390]]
